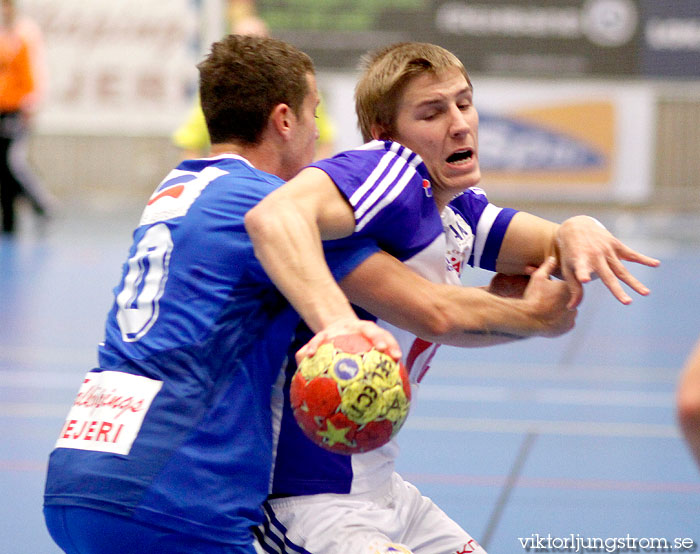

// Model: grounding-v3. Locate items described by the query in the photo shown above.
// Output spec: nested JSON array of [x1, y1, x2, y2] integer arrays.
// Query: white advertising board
[[22, 0, 201, 135]]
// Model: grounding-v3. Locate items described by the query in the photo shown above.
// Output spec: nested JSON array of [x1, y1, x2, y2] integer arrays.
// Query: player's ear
[[370, 123, 389, 141], [270, 103, 294, 141]]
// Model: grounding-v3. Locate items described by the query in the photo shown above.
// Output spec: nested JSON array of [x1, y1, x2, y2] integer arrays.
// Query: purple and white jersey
[[311, 140, 443, 260], [269, 184, 517, 497], [387, 187, 517, 385]]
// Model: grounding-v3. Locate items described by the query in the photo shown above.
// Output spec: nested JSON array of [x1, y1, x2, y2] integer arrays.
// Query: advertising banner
[[320, 74, 654, 203], [260, 0, 642, 76], [640, 0, 700, 78], [473, 80, 655, 203], [261, 0, 699, 80], [22, 0, 200, 134]]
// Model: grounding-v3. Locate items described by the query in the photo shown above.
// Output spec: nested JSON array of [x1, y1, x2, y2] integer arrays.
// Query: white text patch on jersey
[[55, 371, 163, 455], [140, 166, 227, 226]]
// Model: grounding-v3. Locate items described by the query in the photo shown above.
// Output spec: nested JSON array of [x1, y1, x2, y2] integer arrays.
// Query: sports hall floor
[[1, 202, 699, 553]]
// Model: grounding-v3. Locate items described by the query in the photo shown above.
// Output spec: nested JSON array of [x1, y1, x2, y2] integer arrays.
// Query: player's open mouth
[[446, 148, 474, 164]]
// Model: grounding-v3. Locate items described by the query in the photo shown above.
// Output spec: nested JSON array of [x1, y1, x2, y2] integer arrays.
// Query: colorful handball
[[290, 334, 411, 455]]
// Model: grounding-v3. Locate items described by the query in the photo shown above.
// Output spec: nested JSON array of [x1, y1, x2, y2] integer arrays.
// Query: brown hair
[[355, 42, 471, 142], [198, 34, 314, 145]]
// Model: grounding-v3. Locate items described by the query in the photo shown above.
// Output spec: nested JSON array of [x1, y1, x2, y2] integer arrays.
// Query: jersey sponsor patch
[[139, 166, 227, 225], [55, 371, 163, 455], [442, 206, 474, 276]]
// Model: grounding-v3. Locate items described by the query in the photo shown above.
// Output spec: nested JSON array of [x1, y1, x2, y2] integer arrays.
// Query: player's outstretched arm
[[245, 167, 401, 360], [494, 212, 660, 310], [554, 215, 660, 309], [678, 338, 700, 471], [341, 252, 576, 347]]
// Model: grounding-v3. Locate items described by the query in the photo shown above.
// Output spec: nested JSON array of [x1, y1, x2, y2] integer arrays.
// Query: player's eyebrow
[[415, 98, 445, 110], [414, 86, 473, 109]]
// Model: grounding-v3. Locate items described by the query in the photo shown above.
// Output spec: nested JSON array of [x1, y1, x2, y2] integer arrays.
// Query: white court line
[[535, 387, 672, 407], [405, 416, 680, 438], [429, 361, 680, 384], [0, 345, 95, 365], [1, 403, 680, 439], [8, 404, 678, 439], [3, 373, 674, 411], [417, 384, 674, 408], [1, 402, 69, 418], [398, 472, 700, 494], [0, 370, 84, 389], [418, 384, 510, 403]]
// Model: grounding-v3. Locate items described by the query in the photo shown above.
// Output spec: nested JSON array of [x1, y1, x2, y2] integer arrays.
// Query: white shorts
[[254, 472, 486, 554]]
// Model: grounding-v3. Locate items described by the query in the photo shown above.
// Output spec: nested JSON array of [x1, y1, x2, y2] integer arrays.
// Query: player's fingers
[[295, 347, 308, 365], [595, 261, 632, 305], [532, 256, 557, 280], [359, 322, 402, 360], [566, 280, 583, 310], [615, 244, 661, 267], [295, 332, 326, 363], [607, 257, 651, 297], [295, 343, 313, 364], [560, 263, 583, 310], [572, 257, 593, 284]]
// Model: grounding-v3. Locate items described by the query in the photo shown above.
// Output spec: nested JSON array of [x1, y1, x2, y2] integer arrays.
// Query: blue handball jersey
[[43, 154, 381, 545]]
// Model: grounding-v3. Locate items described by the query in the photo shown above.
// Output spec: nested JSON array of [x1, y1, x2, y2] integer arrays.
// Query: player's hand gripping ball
[[290, 334, 411, 455]]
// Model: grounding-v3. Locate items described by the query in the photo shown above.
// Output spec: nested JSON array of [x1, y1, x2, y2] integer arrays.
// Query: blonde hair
[[355, 42, 471, 142]]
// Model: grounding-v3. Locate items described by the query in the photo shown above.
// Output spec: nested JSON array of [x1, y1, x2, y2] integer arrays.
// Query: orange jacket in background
[[0, 31, 34, 112]]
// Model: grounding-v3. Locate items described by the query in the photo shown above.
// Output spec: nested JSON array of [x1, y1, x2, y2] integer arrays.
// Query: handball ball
[[290, 334, 411, 455]]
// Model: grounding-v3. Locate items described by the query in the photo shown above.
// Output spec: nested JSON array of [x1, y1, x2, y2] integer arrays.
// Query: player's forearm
[[419, 302, 529, 348], [341, 252, 570, 348], [419, 286, 560, 347], [245, 195, 355, 333], [496, 211, 560, 275], [344, 278, 511, 347], [353, 282, 560, 347]]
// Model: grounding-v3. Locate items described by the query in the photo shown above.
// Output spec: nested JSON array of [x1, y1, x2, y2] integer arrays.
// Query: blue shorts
[[43, 505, 257, 554]]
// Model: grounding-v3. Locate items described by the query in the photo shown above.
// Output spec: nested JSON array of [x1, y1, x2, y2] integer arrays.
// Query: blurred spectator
[[13, 2, 48, 112], [0, 0, 52, 235], [173, 3, 335, 160], [678, 338, 700, 471]]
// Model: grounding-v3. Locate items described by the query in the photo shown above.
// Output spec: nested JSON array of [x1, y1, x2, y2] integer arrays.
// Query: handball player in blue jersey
[[249, 43, 661, 553]]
